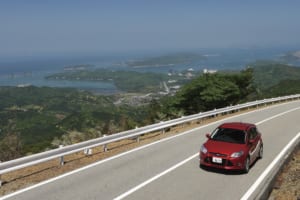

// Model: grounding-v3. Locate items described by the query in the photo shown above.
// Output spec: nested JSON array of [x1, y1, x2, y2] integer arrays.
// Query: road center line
[[255, 106, 300, 125], [114, 106, 300, 200], [114, 153, 198, 200]]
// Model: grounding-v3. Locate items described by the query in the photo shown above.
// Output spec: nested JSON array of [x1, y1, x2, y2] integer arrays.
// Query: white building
[[203, 68, 217, 74]]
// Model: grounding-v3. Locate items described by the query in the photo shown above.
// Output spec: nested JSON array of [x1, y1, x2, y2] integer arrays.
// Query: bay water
[[0, 47, 299, 94]]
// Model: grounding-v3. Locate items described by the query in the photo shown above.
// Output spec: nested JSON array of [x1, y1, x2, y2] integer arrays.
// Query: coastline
[[0, 70, 119, 95], [1, 47, 299, 95]]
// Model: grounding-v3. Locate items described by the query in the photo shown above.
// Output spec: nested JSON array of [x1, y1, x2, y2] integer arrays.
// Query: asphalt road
[[2, 100, 300, 200]]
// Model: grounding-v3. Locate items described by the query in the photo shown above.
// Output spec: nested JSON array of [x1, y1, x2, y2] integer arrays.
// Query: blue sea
[[0, 55, 123, 94], [1, 47, 299, 94]]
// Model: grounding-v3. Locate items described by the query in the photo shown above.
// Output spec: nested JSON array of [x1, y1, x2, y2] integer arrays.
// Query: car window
[[211, 128, 246, 144], [249, 127, 258, 140]]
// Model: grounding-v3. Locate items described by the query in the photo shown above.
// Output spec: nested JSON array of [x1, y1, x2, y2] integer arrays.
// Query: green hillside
[[0, 86, 146, 160], [251, 61, 300, 89], [263, 79, 300, 98]]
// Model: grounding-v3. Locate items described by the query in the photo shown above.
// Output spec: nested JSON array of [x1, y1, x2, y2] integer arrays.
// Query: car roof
[[219, 122, 255, 131]]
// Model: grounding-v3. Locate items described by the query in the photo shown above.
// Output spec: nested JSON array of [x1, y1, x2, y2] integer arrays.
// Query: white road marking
[[113, 153, 198, 200], [1, 103, 300, 200], [256, 107, 300, 125]]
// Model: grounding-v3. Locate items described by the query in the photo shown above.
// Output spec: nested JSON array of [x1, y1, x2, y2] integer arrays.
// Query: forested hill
[[0, 86, 147, 160], [251, 61, 300, 90], [264, 79, 300, 97]]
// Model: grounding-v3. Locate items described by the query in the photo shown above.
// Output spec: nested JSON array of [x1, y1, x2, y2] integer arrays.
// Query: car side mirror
[[206, 133, 211, 139]]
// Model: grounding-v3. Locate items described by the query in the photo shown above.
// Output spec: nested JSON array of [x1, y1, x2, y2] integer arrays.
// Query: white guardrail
[[1, 94, 300, 182]]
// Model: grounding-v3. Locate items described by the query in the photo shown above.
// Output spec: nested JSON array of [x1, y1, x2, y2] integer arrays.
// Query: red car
[[200, 122, 263, 173]]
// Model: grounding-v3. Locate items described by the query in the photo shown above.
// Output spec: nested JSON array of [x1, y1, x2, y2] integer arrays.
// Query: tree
[[165, 69, 254, 115]]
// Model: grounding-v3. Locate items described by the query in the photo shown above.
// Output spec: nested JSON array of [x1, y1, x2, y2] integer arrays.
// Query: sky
[[1, 0, 300, 59]]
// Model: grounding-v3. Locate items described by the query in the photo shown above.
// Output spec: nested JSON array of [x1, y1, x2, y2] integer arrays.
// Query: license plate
[[212, 157, 222, 164]]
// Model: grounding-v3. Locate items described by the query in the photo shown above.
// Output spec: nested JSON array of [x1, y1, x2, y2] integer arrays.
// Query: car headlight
[[231, 151, 244, 158], [200, 145, 208, 154]]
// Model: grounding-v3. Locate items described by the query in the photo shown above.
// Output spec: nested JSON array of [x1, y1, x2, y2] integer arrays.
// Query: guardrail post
[[102, 134, 108, 152], [84, 148, 93, 156], [60, 156, 64, 166], [136, 136, 140, 143], [103, 144, 108, 152], [162, 128, 165, 134], [59, 145, 64, 166], [0, 160, 1, 187]]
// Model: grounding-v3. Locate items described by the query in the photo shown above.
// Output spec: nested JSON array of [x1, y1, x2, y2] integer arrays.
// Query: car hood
[[204, 140, 245, 155]]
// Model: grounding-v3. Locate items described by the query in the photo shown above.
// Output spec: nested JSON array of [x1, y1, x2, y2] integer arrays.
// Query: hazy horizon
[[1, 1, 300, 61]]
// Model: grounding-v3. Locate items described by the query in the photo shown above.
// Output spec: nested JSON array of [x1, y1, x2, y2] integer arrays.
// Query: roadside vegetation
[[1, 62, 300, 161]]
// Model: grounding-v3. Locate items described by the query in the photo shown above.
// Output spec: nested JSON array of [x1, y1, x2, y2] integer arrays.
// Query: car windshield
[[211, 128, 246, 144]]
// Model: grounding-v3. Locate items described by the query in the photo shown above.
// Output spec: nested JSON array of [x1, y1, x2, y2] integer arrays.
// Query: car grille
[[209, 152, 227, 157], [204, 152, 232, 166]]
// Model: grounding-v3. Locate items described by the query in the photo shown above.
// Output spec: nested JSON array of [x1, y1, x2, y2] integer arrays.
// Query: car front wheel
[[258, 145, 263, 159], [244, 157, 250, 173]]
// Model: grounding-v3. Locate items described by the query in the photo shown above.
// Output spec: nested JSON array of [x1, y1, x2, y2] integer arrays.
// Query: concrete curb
[[253, 134, 300, 200]]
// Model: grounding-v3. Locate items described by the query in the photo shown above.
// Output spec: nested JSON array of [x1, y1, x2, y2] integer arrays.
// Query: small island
[[64, 64, 95, 71], [45, 68, 200, 93], [281, 51, 300, 61], [126, 52, 206, 68]]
